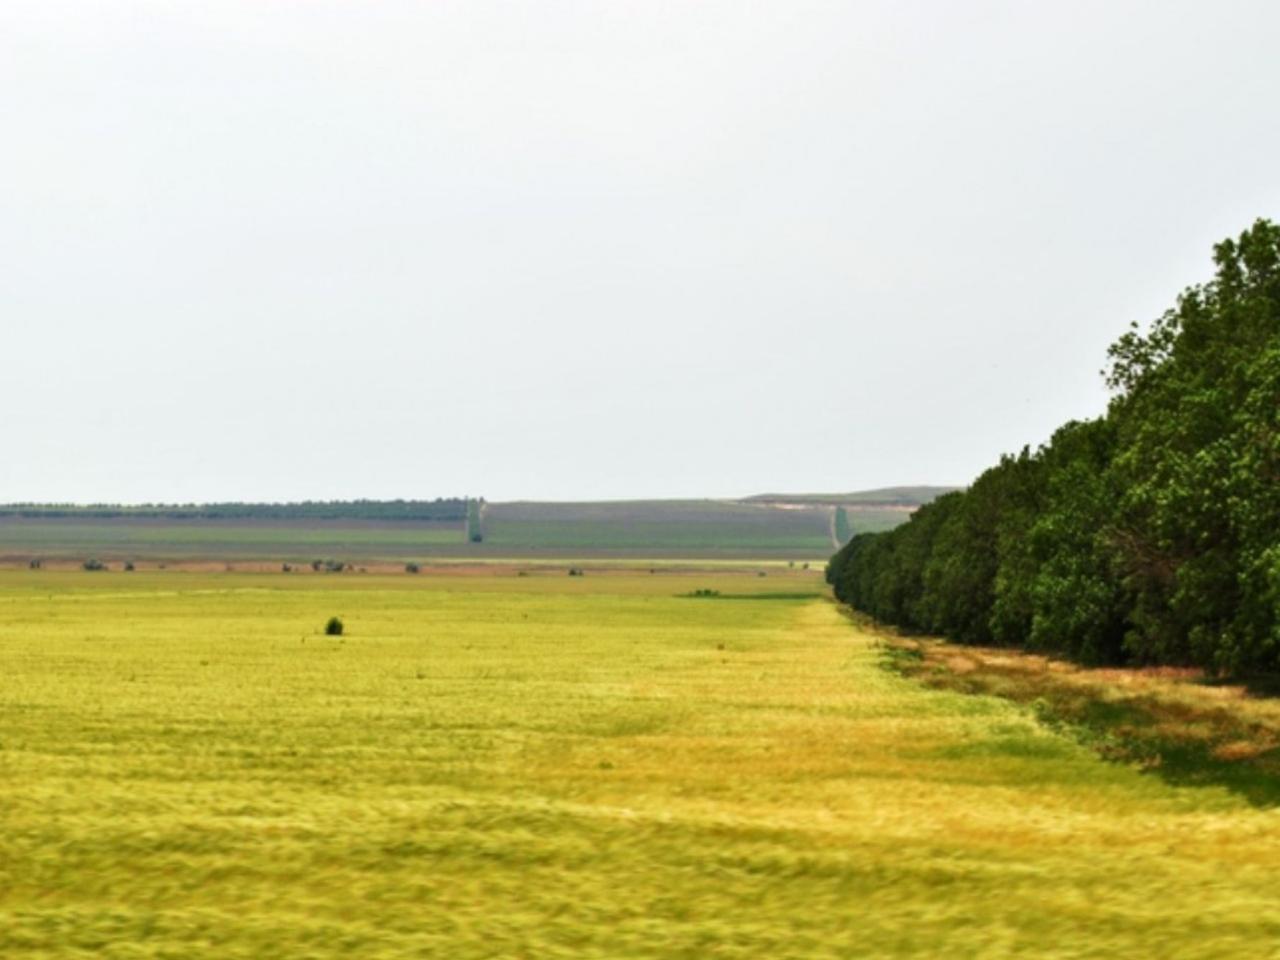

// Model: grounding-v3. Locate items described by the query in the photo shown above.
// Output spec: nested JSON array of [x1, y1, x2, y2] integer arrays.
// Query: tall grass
[[0, 570, 1277, 957]]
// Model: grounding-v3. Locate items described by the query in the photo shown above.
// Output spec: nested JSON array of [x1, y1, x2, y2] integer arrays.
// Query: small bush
[[689, 588, 721, 597], [311, 559, 323, 572], [405, 562, 420, 574], [28, 559, 41, 570], [123, 561, 135, 572], [82, 558, 107, 572], [568, 567, 585, 577], [324, 616, 344, 636], [282, 563, 292, 573]]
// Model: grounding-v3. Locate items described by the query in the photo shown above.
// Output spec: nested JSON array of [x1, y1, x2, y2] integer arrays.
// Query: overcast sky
[[3, 1, 1278, 503]]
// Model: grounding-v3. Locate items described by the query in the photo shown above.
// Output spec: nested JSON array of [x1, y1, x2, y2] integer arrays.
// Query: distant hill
[[744, 486, 960, 507]]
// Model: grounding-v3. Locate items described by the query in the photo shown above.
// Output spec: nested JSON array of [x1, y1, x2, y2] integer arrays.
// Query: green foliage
[[829, 219, 1280, 673], [324, 616, 344, 636], [1026, 418, 1128, 664], [81, 558, 107, 572], [405, 562, 420, 574]]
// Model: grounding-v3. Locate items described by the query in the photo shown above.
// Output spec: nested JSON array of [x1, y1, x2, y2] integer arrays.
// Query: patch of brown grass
[[866, 615, 1280, 801]]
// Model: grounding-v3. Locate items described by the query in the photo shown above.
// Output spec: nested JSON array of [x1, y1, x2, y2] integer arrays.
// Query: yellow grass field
[[2, 569, 1279, 958]]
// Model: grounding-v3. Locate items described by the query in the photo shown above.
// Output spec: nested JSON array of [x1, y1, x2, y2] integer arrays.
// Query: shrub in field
[[124, 561, 135, 572], [282, 563, 292, 573], [82, 558, 107, 572], [567, 567, 585, 577], [28, 559, 41, 569], [405, 562, 420, 574], [324, 616, 344, 636]]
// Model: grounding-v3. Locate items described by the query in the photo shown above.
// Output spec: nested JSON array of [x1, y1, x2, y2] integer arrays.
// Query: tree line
[[827, 219, 1280, 674], [0, 499, 470, 522]]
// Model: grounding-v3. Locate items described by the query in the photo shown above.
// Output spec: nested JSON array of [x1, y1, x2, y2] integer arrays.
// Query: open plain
[[2, 568, 1279, 958]]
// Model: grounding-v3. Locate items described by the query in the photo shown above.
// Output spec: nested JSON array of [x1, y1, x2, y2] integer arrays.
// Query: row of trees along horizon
[[827, 219, 1280, 675], [0, 499, 472, 521]]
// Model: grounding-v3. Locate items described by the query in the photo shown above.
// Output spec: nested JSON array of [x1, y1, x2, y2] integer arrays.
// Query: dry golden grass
[[878, 618, 1280, 803], [1, 570, 1279, 957]]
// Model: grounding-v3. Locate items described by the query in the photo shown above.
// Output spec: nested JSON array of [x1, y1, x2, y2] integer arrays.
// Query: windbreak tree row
[[827, 219, 1280, 674], [0, 499, 471, 522]]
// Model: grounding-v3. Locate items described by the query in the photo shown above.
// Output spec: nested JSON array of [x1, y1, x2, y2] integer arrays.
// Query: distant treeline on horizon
[[0, 499, 472, 522], [827, 219, 1280, 675]]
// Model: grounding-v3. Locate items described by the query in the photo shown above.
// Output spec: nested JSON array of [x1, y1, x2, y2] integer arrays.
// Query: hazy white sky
[[3, 1, 1278, 503]]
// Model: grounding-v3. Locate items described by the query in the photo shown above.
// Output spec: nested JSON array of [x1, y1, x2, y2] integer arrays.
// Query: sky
[[3, 1, 1278, 503]]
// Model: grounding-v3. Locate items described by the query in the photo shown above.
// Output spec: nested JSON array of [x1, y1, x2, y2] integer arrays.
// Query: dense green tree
[[827, 219, 1280, 674], [1027, 418, 1128, 663], [1105, 219, 1280, 671]]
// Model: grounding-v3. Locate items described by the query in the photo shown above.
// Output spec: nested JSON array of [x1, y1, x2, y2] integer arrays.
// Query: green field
[[0, 518, 466, 562], [480, 500, 838, 552], [0, 498, 913, 562], [2, 569, 1278, 957]]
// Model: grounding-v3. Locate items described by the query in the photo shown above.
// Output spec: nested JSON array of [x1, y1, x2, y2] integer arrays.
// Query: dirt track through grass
[[2, 571, 1278, 958]]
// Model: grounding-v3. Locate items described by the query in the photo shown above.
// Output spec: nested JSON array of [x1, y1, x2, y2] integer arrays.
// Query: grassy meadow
[[2, 568, 1279, 957], [0, 493, 940, 565], [479, 501, 839, 553], [0, 517, 467, 563]]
